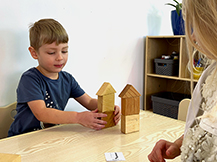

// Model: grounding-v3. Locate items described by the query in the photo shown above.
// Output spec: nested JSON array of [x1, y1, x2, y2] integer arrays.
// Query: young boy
[[8, 18, 121, 137]]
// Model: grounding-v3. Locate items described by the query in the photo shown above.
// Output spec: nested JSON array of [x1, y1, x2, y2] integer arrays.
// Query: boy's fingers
[[89, 120, 107, 130], [95, 118, 107, 125], [92, 109, 98, 113], [114, 110, 118, 115], [92, 123, 105, 130], [114, 115, 121, 124], [94, 112, 107, 118], [114, 106, 121, 116]]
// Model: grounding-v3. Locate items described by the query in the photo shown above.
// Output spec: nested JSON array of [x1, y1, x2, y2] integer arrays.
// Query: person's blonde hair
[[183, 0, 217, 122], [29, 18, 68, 51], [183, 0, 217, 93], [183, 0, 217, 60]]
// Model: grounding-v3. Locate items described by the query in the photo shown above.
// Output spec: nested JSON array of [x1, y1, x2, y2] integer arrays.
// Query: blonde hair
[[183, 0, 217, 94], [183, 0, 217, 122], [29, 18, 68, 51], [183, 0, 217, 60]]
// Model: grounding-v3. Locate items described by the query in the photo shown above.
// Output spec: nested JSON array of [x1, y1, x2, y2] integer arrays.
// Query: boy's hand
[[114, 105, 121, 125], [77, 109, 107, 130]]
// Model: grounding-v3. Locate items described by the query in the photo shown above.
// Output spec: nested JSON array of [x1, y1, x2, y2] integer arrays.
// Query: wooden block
[[119, 84, 141, 98], [96, 82, 116, 112], [121, 97, 140, 115], [119, 84, 141, 115], [96, 82, 116, 96], [98, 94, 115, 112], [121, 114, 139, 134], [0, 153, 21, 162], [99, 111, 115, 128]]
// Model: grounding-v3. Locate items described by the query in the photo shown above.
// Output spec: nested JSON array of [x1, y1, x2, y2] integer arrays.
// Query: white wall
[[0, 0, 180, 111]]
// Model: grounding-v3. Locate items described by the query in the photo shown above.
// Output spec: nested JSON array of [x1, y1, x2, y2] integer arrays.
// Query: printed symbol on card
[[115, 152, 118, 159], [104, 152, 125, 161]]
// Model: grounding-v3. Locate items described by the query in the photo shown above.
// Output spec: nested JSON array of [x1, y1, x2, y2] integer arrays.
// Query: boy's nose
[[56, 53, 63, 61]]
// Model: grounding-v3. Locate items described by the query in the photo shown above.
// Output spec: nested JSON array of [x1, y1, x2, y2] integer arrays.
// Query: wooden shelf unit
[[144, 35, 196, 110]]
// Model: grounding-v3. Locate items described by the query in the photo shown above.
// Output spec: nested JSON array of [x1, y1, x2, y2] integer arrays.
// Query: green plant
[[166, 0, 182, 16]]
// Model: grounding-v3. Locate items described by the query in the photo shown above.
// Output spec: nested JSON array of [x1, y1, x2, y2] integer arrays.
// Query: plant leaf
[[165, 3, 176, 8], [173, 0, 180, 5], [176, 5, 180, 16]]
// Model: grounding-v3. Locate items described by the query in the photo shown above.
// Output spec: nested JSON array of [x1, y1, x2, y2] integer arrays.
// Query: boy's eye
[[62, 51, 68, 54], [48, 52, 55, 55]]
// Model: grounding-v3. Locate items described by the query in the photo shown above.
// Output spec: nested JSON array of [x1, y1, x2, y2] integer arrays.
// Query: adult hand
[[148, 139, 181, 162]]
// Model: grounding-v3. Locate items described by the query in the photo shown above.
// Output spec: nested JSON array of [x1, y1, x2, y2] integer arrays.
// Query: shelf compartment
[[145, 76, 192, 110], [146, 36, 181, 75], [144, 36, 193, 111]]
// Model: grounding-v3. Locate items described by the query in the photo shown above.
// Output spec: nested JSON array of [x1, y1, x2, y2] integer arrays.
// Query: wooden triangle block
[[96, 82, 116, 96], [119, 84, 141, 98]]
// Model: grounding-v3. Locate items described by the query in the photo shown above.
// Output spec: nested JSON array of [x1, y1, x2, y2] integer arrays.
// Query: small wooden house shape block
[[96, 82, 116, 128], [96, 82, 116, 112], [119, 84, 141, 116], [119, 84, 141, 134]]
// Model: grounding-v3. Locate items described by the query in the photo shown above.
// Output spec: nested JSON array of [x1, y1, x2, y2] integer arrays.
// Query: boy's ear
[[28, 46, 38, 59]]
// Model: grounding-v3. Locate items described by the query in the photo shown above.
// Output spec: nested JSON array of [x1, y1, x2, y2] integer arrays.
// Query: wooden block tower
[[96, 82, 116, 128], [119, 84, 141, 134]]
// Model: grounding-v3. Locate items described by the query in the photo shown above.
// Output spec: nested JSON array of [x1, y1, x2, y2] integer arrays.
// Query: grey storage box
[[154, 58, 179, 76], [151, 92, 190, 119]]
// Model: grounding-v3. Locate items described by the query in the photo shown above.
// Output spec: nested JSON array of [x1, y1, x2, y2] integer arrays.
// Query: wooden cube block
[[0, 153, 21, 162], [99, 111, 115, 128], [98, 94, 115, 112], [121, 98, 140, 115], [121, 114, 139, 134]]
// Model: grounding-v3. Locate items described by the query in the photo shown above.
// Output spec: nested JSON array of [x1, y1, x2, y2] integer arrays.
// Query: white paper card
[[105, 152, 125, 161]]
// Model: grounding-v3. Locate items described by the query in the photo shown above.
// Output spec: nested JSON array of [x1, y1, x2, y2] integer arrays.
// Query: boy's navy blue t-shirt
[[8, 68, 85, 137]]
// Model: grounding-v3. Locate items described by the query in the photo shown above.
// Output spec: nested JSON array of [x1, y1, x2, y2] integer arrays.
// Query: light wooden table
[[0, 111, 185, 162]]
